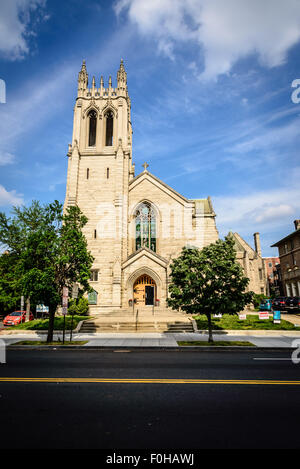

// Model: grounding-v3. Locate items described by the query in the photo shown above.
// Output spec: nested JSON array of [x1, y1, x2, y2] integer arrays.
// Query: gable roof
[[228, 231, 256, 255], [129, 170, 215, 214], [122, 246, 168, 269], [129, 170, 190, 204]]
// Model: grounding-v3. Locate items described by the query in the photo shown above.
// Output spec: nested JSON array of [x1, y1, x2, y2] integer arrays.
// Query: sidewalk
[[2, 331, 300, 348]]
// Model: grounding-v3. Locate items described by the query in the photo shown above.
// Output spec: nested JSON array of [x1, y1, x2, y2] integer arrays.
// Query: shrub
[[252, 293, 268, 308], [68, 297, 89, 316]]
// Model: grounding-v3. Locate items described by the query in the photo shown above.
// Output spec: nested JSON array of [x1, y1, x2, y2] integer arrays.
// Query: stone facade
[[64, 60, 219, 315], [228, 232, 267, 295], [272, 220, 300, 297]]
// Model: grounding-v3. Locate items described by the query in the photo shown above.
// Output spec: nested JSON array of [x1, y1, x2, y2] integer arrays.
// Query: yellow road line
[[0, 377, 300, 385]]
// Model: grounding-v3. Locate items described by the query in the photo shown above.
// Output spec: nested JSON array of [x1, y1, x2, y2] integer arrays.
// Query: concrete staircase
[[79, 307, 195, 333]]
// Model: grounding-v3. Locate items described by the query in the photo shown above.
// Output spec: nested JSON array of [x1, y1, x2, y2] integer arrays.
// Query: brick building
[[263, 257, 283, 296], [271, 220, 300, 297]]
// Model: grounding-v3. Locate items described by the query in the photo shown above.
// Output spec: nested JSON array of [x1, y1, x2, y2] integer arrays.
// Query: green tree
[[0, 200, 94, 342], [167, 237, 254, 342], [68, 297, 89, 316], [252, 293, 268, 308], [0, 251, 21, 314]]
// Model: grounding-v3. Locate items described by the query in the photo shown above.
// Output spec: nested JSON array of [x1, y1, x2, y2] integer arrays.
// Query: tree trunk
[[25, 297, 30, 322], [47, 307, 55, 343], [207, 313, 214, 343]]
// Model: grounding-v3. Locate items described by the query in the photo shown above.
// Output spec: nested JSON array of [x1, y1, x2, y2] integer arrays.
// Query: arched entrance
[[133, 274, 156, 306]]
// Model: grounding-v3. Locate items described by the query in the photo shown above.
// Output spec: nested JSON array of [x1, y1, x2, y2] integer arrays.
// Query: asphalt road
[[0, 349, 300, 449]]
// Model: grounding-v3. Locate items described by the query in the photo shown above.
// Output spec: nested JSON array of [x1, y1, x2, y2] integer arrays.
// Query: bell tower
[[64, 59, 135, 310]]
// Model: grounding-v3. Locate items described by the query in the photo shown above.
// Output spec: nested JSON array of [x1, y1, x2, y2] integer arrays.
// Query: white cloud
[[0, 63, 75, 152], [213, 187, 299, 236], [0, 0, 46, 60], [0, 185, 23, 206], [229, 118, 300, 154], [0, 151, 15, 166], [255, 204, 295, 223], [115, 0, 300, 80]]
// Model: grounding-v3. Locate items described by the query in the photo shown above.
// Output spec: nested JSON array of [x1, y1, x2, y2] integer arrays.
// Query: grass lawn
[[177, 340, 255, 346], [193, 313, 298, 330], [8, 315, 89, 331], [13, 340, 88, 346]]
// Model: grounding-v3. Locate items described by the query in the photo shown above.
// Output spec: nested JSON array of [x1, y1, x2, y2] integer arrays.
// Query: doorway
[[133, 274, 156, 306]]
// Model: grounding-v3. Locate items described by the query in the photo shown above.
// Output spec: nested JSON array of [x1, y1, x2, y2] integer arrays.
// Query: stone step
[[80, 319, 194, 333], [89, 308, 188, 318]]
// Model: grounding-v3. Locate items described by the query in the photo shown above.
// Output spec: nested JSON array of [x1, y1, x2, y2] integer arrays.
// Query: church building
[[64, 60, 220, 315]]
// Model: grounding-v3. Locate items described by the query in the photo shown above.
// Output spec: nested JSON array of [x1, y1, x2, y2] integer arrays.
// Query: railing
[[283, 270, 300, 280], [135, 308, 139, 331]]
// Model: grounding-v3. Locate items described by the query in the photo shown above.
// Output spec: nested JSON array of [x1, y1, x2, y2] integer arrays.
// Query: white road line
[[253, 358, 294, 361]]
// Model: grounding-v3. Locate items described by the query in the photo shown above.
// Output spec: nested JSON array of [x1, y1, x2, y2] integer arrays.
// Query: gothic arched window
[[135, 202, 156, 252], [105, 110, 113, 146], [88, 110, 97, 146]]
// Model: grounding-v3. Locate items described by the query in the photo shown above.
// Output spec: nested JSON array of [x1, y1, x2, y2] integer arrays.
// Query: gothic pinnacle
[[117, 58, 127, 88]]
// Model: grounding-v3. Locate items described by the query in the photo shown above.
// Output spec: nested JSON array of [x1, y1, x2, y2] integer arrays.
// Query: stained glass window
[[135, 202, 156, 252]]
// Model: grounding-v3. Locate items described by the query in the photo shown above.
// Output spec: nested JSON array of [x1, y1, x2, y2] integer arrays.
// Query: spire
[[78, 60, 88, 94], [80, 59, 87, 74], [117, 58, 127, 90]]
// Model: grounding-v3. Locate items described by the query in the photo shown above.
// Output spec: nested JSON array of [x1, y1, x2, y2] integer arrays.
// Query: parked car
[[272, 297, 288, 311], [3, 311, 34, 326], [285, 297, 300, 313], [259, 299, 273, 311]]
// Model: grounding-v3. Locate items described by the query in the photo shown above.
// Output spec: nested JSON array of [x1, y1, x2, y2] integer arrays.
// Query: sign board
[[62, 286, 68, 307], [36, 304, 49, 313], [273, 310, 281, 324], [88, 290, 97, 305], [239, 313, 247, 320], [259, 311, 269, 320], [21, 295, 24, 311], [62, 306, 68, 315]]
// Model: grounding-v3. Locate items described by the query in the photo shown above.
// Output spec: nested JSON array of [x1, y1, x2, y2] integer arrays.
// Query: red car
[[3, 311, 34, 326]]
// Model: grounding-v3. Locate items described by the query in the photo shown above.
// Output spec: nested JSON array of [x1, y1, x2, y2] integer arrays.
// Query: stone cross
[[142, 162, 149, 171]]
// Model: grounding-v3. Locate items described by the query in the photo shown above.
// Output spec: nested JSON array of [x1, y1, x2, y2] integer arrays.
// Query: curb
[[2, 328, 300, 337], [6, 345, 296, 352]]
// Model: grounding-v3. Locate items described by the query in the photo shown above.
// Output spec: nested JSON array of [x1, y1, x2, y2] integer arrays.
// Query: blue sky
[[1, 0, 300, 256]]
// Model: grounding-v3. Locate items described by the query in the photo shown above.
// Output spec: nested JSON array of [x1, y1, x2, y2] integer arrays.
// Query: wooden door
[[133, 275, 156, 306]]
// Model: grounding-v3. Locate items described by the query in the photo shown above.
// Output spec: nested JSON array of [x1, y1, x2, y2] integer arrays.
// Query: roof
[[192, 197, 215, 215], [227, 231, 256, 255], [271, 229, 300, 247], [129, 170, 215, 215]]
